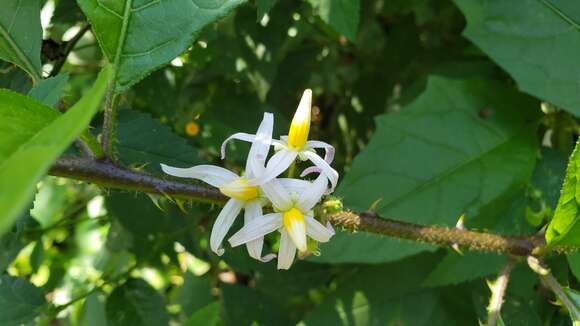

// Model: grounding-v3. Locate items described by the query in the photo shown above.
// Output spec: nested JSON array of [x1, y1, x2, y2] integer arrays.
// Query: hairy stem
[[49, 156, 574, 256], [486, 260, 516, 326], [101, 90, 119, 160], [327, 211, 546, 256], [528, 256, 580, 320], [50, 156, 225, 204]]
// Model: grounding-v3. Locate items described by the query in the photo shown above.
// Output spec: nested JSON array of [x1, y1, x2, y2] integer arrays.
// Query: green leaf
[[0, 207, 39, 271], [185, 302, 221, 326], [28, 74, 69, 107], [0, 66, 110, 235], [313, 77, 539, 263], [0, 61, 32, 93], [423, 252, 506, 287], [455, 0, 580, 115], [221, 283, 289, 326], [106, 192, 201, 262], [174, 273, 213, 317], [106, 278, 170, 326], [309, 0, 360, 41], [568, 252, 580, 281], [0, 0, 42, 83], [78, 0, 246, 92], [80, 291, 109, 326], [115, 110, 202, 173], [303, 253, 470, 325], [0, 275, 47, 326], [546, 138, 580, 245]]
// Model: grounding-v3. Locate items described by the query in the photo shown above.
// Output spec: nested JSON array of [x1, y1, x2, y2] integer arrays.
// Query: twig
[[327, 211, 546, 256], [528, 256, 580, 320], [50, 156, 226, 204], [101, 89, 119, 160], [47, 156, 575, 256], [49, 24, 91, 77], [75, 139, 95, 158], [486, 259, 516, 326]]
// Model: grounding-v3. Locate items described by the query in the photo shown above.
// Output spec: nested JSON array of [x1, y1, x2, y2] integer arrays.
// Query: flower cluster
[[161, 90, 338, 269]]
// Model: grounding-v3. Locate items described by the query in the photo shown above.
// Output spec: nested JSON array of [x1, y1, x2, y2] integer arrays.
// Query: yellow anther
[[287, 89, 312, 149], [283, 207, 307, 252], [219, 178, 258, 201]]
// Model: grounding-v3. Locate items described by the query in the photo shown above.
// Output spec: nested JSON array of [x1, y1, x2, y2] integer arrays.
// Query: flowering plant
[[161, 90, 337, 269]]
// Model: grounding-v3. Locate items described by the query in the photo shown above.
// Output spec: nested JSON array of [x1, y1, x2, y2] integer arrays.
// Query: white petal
[[244, 201, 276, 262], [305, 215, 334, 243], [277, 229, 297, 270], [229, 213, 283, 247], [246, 113, 274, 174], [247, 149, 297, 186], [296, 173, 328, 212], [259, 179, 293, 211], [302, 151, 339, 192], [299, 166, 321, 178], [160, 164, 237, 187], [277, 178, 311, 195], [306, 140, 335, 164], [220, 132, 255, 159], [210, 199, 243, 256]]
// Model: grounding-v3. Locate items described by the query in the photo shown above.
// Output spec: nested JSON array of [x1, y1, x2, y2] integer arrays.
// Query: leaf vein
[[131, 0, 160, 12], [95, 0, 123, 20], [540, 0, 580, 32]]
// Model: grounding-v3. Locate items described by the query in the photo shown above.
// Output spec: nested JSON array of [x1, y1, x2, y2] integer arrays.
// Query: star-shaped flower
[[228, 173, 335, 269], [221, 89, 339, 192], [160, 113, 276, 262]]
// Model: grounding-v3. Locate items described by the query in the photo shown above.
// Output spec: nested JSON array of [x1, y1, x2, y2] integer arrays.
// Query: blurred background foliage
[[2, 0, 580, 325]]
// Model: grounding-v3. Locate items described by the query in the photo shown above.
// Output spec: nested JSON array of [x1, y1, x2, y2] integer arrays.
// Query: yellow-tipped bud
[[287, 89, 312, 150], [219, 178, 258, 201], [283, 207, 307, 252]]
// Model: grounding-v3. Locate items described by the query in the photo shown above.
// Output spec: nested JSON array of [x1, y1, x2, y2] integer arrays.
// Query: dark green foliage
[[0, 275, 46, 326], [2, 0, 580, 325], [106, 278, 170, 326]]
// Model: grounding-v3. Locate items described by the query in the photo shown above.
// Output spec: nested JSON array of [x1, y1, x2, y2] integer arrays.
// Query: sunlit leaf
[[313, 77, 540, 263], [546, 138, 580, 245], [78, 0, 246, 92], [0, 66, 110, 234]]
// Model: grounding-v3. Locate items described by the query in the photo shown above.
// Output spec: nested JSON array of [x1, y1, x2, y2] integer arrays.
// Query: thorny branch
[[485, 259, 516, 326], [49, 156, 573, 257]]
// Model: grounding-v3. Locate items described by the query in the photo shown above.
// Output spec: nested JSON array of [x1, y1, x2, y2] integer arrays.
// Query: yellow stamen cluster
[[219, 178, 258, 201], [283, 207, 307, 252], [287, 89, 312, 149]]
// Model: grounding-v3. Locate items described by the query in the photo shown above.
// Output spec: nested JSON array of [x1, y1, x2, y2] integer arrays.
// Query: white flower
[[160, 113, 276, 262], [228, 173, 335, 270], [221, 89, 339, 192]]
